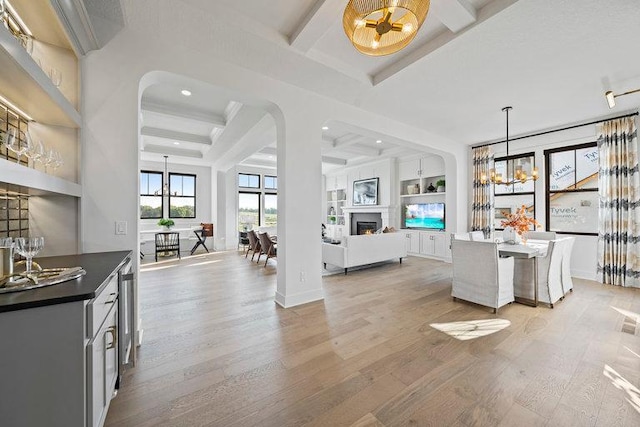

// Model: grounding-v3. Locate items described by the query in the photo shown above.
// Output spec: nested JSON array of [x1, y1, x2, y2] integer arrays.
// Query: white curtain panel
[[597, 116, 640, 288], [471, 146, 493, 236]]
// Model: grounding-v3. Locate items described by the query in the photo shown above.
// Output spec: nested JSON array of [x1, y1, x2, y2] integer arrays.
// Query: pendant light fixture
[[481, 107, 539, 186], [343, 0, 430, 56], [154, 155, 170, 196]]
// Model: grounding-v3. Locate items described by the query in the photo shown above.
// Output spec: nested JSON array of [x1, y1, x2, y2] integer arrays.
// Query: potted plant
[[157, 218, 175, 230], [328, 215, 336, 224], [436, 179, 446, 192]]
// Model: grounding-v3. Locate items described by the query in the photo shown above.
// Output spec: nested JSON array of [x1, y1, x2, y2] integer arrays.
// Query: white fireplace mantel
[[342, 205, 399, 234]]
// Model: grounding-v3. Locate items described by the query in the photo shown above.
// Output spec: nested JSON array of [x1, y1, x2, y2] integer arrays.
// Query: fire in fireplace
[[357, 221, 378, 235]]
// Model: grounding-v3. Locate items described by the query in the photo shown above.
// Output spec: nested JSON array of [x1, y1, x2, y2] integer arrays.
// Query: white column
[[275, 110, 324, 308]]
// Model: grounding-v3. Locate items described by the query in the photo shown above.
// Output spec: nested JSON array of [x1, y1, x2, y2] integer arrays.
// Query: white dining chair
[[469, 231, 485, 241], [526, 231, 557, 240], [515, 238, 566, 308], [451, 240, 514, 314], [561, 236, 576, 295]]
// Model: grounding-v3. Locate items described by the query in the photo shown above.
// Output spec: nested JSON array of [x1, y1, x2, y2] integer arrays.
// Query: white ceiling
[[137, 0, 640, 171]]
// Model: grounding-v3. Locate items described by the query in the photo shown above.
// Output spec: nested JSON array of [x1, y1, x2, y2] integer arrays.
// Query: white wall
[[81, 17, 466, 309], [469, 122, 608, 280]]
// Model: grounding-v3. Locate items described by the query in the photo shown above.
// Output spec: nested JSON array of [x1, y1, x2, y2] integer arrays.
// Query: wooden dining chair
[[246, 230, 261, 261], [190, 223, 213, 254], [257, 232, 277, 267], [155, 232, 181, 262]]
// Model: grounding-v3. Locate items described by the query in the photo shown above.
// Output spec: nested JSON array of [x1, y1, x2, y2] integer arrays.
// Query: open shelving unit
[[0, 0, 82, 255]]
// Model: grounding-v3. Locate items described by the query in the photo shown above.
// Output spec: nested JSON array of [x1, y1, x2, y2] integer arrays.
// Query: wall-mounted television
[[405, 203, 445, 230]]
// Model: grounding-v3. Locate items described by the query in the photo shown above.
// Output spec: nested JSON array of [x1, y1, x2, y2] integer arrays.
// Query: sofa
[[322, 232, 407, 274]]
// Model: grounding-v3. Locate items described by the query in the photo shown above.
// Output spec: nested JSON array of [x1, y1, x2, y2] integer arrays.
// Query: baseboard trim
[[275, 289, 324, 308], [572, 269, 597, 281]]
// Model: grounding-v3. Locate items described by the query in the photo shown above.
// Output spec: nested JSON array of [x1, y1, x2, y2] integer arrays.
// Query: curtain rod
[[472, 111, 639, 149]]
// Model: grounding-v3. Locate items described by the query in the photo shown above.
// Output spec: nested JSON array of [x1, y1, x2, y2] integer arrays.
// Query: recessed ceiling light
[[322, 126, 329, 130], [376, 140, 382, 144], [173, 142, 180, 145], [269, 155, 275, 159], [181, 89, 192, 96]]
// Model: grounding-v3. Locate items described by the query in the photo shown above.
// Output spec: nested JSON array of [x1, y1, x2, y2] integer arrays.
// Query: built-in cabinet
[[0, 0, 81, 256], [324, 174, 348, 239], [399, 155, 445, 197], [0, 252, 132, 427], [403, 229, 449, 260]]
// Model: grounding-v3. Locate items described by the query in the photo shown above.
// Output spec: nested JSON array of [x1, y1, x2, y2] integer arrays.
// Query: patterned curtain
[[597, 117, 640, 288], [471, 146, 493, 236]]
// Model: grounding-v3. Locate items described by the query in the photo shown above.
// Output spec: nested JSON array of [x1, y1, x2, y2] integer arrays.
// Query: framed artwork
[[353, 177, 379, 206]]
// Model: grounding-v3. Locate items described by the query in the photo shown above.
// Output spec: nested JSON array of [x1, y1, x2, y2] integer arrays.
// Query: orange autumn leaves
[[499, 205, 540, 236]]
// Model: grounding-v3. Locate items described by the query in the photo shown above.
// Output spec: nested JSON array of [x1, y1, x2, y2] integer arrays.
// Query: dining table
[[498, 239, 549, 307]]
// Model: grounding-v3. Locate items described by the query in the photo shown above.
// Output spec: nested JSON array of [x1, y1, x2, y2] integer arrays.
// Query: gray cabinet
[[0, 252, 133, 427]]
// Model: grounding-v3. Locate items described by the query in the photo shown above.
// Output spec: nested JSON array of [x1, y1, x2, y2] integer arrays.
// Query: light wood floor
[[106, 251, 640, 427]]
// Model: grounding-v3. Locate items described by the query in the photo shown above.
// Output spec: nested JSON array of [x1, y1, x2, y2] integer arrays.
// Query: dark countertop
[[0, 251, 132, 313]]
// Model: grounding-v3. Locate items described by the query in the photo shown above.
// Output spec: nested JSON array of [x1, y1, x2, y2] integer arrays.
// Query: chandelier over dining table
[[481, 107, 539, 186]]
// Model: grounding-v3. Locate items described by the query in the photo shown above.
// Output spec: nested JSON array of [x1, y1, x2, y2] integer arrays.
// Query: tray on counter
[[0, 267, 86, 294]]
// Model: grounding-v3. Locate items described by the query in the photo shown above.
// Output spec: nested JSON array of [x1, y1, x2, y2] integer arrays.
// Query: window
[[140, 171, 163, 219], [545, 143, 598, 235], [239, 192, 260, 231], [493, 153, 536, 230], [239, 173, 260, 188], [169, 173, 196, 218], [264, 194, 277, 227], [264, 175, 277, 190]]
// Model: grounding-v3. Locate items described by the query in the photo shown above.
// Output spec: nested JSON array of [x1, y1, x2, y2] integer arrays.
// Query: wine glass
[[15, 237, 44, 274], [27, 139, 45, 168], [51, 149, 63, 174], [41, 146, 53, 173], [6, 128, 30, 163]]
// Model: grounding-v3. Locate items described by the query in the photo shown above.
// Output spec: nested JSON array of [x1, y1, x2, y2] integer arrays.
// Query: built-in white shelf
[[400, 192, 446, 198], [0, 25, 81, 128], [0, 158, 81, 197]]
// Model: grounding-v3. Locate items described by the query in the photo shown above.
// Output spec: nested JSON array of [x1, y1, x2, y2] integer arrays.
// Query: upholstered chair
[[257, 232, 277, 267], [561, 236, 576, 295], [469, 231, 485, 241], [451, 240, 515, 314], [514, 238, 567, 308], [526, 231, 557, 240], [246, 230, 261, 262]]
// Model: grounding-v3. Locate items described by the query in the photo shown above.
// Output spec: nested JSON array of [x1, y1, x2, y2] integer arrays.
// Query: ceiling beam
[[289, 0, 345, 52], [432, 0, 477, 33], [143, 144, 203, 159], [321, 156, 347, 166], [141, 126, 212, 145], [322, 136, 380, 157], [141, 100, 226, 127], [259, 146, 346, 165], [373, 0, 519, 85], [331, 134, 367, 148]]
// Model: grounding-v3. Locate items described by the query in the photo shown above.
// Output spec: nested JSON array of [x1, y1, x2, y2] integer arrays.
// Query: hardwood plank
[[104, 251, 640, 426]]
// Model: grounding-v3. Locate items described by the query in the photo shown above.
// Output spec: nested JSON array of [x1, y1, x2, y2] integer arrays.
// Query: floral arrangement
[[500, 205, 540, 237]]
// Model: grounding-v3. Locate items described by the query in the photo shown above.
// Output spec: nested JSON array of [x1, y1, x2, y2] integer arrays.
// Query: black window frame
[[140, 170, 164, 219], [264, 175, 277, 191], [544, 142, 598, 236], [239, 173, 261, 189], [493, 152, 537, 231], [238, 191, 262, 230], [168, 172, 196, 219]]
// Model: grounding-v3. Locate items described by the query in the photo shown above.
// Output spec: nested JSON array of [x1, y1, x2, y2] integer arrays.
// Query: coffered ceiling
[[137, 0, 640, 170]]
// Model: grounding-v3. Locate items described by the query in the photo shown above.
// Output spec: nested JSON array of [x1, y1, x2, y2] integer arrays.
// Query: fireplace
[[357, 222, 378, 235], [351, 212, 382, 235]]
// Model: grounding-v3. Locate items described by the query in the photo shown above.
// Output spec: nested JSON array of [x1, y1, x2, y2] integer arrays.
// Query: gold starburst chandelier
[[343, 0, 431, 56]]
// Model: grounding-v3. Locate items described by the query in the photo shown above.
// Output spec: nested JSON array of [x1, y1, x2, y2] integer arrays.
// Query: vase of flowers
[[500, 205, 540, 244]]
